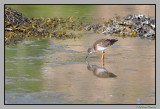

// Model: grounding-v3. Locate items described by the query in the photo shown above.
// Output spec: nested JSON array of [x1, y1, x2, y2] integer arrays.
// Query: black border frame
[[4, 4, 156, 105]]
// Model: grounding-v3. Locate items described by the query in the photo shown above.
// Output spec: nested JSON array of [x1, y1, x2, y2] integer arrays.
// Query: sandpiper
[[85, 38, 118, 65]]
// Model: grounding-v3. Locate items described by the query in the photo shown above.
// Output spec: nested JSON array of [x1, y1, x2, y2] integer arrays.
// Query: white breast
[[96, 45, 107, 51]]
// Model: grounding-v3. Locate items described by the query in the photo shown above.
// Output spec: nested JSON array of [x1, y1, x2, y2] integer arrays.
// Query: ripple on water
[[18, 74, 30, 77], [124, 68, 138, 72], [6, 69, 15, 71], [11, 88, 30, 91], [24, 41, 34, 44], [133, 54, 146, 59], [5, 92, 72, 104], [5, 76, 41, 82], [124, 49, 131, 52], [42, 49, 52, 54], [5, 60, 16, 63], [51, 61, 62, 64], [136, 98, 142, 104], [27, 63, 34, 65], [45, 64, 58, 67], [47, 45, 78, 54], [10, 56, 45, 60], [18, 78, 42, 82], [65, 61, 79, 65], [5, 79, 15, 85], [45, 61, 79, 67], [5, 48, 19, 50], [13, 63, 19, 64], [64, 50, 79, 53], [111, 44, 121, 48], [30, 45, 40, 46], [47, 46, 69, 50]]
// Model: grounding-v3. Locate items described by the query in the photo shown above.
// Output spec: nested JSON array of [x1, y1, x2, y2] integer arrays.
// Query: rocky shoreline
[[5, 7, 155, 46]]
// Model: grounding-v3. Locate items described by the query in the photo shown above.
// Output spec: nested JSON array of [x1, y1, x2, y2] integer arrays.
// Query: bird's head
[[87, 48, 94, 54], [85, 48, 94, 61]]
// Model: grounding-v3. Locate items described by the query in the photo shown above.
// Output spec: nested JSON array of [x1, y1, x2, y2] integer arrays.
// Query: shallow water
[[5, 5, 155, 104], [5, 32, 155, 104]]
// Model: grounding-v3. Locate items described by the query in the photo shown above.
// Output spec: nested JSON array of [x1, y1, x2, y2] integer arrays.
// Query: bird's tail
[[110, 39, 118, 45], [111, 39, 118, 42]]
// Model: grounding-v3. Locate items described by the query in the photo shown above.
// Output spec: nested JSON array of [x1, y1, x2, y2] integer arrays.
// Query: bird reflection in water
[[86, 60, 117, 78]]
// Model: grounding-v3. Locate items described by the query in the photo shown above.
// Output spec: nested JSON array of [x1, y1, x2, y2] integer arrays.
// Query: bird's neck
[[92, 48, 96, 52]]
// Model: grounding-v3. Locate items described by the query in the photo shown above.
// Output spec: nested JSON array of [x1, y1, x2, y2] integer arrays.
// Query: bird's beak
[[85, 53, 90, 61]]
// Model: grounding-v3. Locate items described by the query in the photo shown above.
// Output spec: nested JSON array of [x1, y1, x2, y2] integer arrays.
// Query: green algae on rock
[[5, 7, 155, 46]]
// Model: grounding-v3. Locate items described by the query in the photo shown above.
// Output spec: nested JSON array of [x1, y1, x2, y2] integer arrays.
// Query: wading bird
[[85, 39, 118, 65]]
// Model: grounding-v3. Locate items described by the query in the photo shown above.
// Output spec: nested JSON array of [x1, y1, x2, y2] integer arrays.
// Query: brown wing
[[93, 39, 117, 50]]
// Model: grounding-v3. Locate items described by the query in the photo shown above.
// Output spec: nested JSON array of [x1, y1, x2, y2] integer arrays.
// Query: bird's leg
[[102, 51, 105, 66]]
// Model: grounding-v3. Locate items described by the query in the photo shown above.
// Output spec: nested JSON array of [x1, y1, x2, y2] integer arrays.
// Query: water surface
[[5, 5, 155, 104], [5, 32, 155, 104]]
